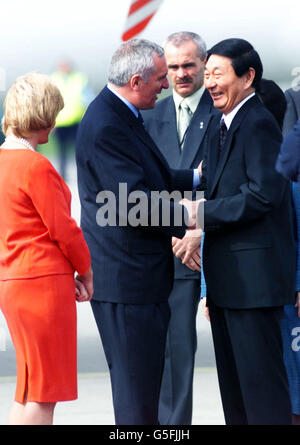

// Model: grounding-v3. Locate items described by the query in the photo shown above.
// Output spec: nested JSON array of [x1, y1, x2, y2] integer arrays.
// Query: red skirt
[[0, 274, 77, 403]]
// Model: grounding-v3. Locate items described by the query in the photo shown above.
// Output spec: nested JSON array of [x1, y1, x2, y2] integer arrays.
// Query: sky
[[0, 0, 299, 93]]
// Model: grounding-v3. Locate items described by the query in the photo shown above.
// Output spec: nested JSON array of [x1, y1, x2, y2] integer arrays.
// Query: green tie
[[178, 99, 192, 149]]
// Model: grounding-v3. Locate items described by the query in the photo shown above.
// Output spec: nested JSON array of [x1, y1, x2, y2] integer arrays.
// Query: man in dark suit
[[174, 38, 296, 424], [142, 31, 218, 425], [276, 86, 300, 182], [283, 87, 300, 135], [75, 38, 199, 425], [276, 118, 300, 183]]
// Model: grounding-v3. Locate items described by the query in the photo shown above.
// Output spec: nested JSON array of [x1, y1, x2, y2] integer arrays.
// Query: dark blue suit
[[76, 86, 193, 424], [277, 88, 300, 183], [276, 118, 300, 183], [142, 89, 219, 424], [283, 88, 300, 135], [277, 87, 300, 419]]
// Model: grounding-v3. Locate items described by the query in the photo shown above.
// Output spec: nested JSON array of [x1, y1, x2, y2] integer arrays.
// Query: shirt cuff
[[193, 169, 200, 188]]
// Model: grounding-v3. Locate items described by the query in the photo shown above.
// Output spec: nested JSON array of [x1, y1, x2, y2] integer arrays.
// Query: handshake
[[173, 197, 205, 272]]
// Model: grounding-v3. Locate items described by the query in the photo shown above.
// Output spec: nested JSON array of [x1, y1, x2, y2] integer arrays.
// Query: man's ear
[[130, 74, 142, 90], [244, 67, 256, 90]]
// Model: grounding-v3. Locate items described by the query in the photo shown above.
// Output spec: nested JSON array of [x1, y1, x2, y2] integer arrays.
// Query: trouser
[[159, 279, 200, 425], [55, 124, 78, 180], [209, 301, 292, 425], [91, 300, 170, 425]]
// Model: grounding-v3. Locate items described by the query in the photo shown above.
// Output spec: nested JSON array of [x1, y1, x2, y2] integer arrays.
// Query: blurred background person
[[51, 59, 94, 180], [143, 31, 218, 425], [257, 79, 287, 130], [0, 101, 4, 144], [0, 72, 93, 425], [275, 81, 300, 424], [283, 85, 300, 135], [0, 119, 4, 144], [276, 119, 300, 184], [280, 120, 300, 425], [276, 81, 300, 184]]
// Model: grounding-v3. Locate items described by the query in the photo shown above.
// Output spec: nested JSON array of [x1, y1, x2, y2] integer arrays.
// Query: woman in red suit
[[0, 72, 93, 424]]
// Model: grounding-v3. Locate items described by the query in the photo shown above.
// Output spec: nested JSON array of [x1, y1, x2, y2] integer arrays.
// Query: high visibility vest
[[51, 71, 88, 127]]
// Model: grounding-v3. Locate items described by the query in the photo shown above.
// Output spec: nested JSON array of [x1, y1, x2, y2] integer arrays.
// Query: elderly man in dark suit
[[142, 31, 219, 425], [75, 38, 200, 425], [174, 38, 296, 425]]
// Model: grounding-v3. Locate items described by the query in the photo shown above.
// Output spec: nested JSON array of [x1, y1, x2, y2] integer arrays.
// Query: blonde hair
[[2, 72, 64, 137]]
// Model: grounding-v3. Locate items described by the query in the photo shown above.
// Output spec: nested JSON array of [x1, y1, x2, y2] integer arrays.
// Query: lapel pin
[[200, 121, 204, 129]]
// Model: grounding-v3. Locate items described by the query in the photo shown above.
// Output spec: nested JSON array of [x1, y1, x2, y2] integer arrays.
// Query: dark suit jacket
[[283, 88, 300, 135], [276, 88, 300, 182], [76, 86, 193, 304], [276, 118, 300, 183], [200, 95, 296, 309], [142, 89, 219, 279]]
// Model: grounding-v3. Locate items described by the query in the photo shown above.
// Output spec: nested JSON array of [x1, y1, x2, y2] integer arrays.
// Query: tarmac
[[0, 368, 225, 426]]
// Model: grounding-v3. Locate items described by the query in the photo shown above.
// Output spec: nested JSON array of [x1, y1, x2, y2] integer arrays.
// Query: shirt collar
[[107, 83, 139, 118], [173, 86, 204, 115], [222, 92, 256, 129]]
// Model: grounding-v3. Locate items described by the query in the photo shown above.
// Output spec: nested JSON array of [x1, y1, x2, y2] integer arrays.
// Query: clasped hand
[[172, 229, 203, 271], [75, 267, 94, 302], [173, 197, 205, 271]]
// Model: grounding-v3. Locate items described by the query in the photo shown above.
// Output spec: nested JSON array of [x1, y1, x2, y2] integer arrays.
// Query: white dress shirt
[[173, 86, 204, 128], [222, 92, 256, 129]]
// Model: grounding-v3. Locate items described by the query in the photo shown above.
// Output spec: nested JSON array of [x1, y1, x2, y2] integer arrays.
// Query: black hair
[[257, 79, 287, 130], [207, 38, 263, 90]]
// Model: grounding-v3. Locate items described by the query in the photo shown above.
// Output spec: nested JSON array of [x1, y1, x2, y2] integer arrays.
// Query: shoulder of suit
[[241, 97, 281, 132], [83, 87, 129, 127], [200, 88, 212, 103], [142, 94, 173, 119], [155, 94, 174, 108], [196, 89, 220, 118], [285, 87, 300, 103]]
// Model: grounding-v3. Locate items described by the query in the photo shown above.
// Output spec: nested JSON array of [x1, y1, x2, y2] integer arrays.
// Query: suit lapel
[[209, 95, 257, 197], [157, 98, 181, 166], [133, 120, 171, 167], [101, 86, 170, 169], [209, 126, 233, 196], [179, 90, 214, 168], [206, 124, 220, 195]]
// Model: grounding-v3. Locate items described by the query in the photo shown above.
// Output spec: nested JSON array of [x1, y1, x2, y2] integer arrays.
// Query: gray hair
[[108, 39, 165, 86], [164, 31, 207, 61]]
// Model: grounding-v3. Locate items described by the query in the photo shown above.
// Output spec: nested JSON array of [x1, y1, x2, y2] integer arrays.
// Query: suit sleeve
[[203, 116, 288, 230], [276, 118, 300, 183], [283, 90, 299, 135], [92, 125, 188, 238], [27, 158, 91, 274], [169, 168, 194, 192], [292, 182, 300, 291]]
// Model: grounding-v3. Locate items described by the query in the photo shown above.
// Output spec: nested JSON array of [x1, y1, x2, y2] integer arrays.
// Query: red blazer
[[0, 148, 91, 279]]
